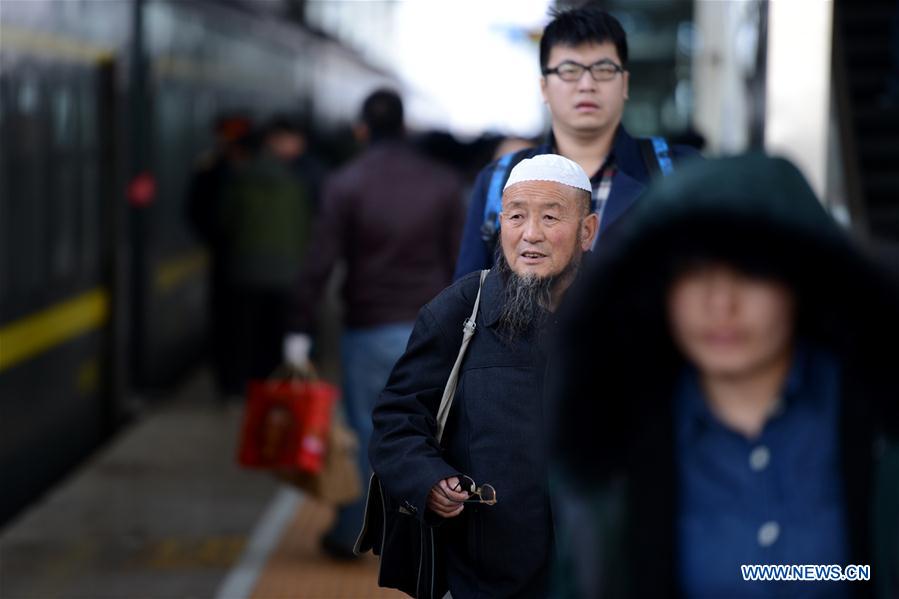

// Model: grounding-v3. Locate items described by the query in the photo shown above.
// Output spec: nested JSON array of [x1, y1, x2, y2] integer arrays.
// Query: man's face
[[500, 180, 596, 280], [268, 132, 304, 161], [540, 41, 629, 139], [667, 263, 796, 380]]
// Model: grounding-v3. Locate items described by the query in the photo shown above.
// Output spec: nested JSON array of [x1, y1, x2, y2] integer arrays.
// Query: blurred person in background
[[454, 3, 699, 280], [267, 116, 328, 214], [368, 154, 598, 598], [185, 112, 253, 399], [284, 88, 464, 558], [492, 135, 537, 162], [550, 154, 899, 598], [217, 117, 314, 399], [187, 113, 253, 240]]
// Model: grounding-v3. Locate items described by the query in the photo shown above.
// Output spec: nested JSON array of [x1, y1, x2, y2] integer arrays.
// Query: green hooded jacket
[[550, 153, 899, 598], [218, 155, 311, 290]]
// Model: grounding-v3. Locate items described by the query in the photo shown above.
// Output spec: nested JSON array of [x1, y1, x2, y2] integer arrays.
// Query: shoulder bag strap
[[435, 269, 489, 443]]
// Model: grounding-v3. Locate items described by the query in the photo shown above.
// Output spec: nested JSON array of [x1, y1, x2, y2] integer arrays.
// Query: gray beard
[[495, 248, 581, 340]]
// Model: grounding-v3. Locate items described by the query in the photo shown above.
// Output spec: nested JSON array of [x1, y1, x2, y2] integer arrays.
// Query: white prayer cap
[[503, 154, 591, 193]]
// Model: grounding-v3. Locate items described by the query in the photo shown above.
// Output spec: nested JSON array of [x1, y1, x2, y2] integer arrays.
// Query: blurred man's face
[[667, 263, 796, 380], [268, 132, 304, 161], [500, 180, 595, 280], [540, 41, 629, 140]]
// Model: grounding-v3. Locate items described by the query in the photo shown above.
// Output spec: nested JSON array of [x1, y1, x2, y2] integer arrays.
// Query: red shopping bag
[[237, 373, 339, 473]]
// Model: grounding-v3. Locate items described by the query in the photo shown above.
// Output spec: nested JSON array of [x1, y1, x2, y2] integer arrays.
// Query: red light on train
[[127, 172, 157, 207]]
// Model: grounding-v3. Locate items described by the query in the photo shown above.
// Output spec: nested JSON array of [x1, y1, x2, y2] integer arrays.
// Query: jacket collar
[[543, 124, 649, 180], [676, 344, 812, 445], [480, 267, 505, 328], [609, 125, 651, 181]]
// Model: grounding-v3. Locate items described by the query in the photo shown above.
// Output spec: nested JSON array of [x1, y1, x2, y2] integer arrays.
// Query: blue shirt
[[676, 346, 849, 598]]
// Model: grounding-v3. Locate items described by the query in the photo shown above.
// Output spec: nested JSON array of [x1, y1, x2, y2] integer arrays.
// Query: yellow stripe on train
[[0, 25, 114, 65], [0, 289, 109, 373], [154, 250, 208, 295]]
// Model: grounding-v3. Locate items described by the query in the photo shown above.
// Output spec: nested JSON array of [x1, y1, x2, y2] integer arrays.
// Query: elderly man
[[369, 154, 598, 598]]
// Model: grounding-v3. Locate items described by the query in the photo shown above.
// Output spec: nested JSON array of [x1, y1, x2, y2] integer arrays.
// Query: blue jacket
[[370, 268, 554, 598], [453, 126, 699, 280]]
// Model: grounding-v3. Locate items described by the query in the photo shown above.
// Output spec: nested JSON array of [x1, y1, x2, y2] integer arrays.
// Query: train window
[[0, 75, 7, 312], [80, 76, 97, 147], [7, 69, 47, 306], [52, 85, 76, 148], [48, 73, 78, 283], [157, 86, 192, 245], [16, 70, 42, 157], [81, 159, 99, 277], [17, 76, 39, 116], [80, 75, 99, 278]]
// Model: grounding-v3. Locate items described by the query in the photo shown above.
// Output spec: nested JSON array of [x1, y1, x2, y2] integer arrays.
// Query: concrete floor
[[0, 269, 390, 599], [0, 372, 279, 599]]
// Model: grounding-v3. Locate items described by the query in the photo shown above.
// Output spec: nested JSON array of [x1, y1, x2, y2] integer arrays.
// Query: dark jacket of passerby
[[288, 140, 464, 332], [549, 154, 899, 598], [454, 125, 699, 280], [290, 152, 328, 215], [212, 152, 313, 387], [218, 154, 312, 290], [186, 152, 231, 246], [370, 268, 556, 599]]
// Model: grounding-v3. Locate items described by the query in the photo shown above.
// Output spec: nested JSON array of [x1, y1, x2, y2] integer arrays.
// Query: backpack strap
[[639, 136, 674, 178], [480, 148, 533, 242]]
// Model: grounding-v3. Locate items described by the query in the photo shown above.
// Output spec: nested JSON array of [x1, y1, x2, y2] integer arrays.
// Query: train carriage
[[0, 0, 397, 527]]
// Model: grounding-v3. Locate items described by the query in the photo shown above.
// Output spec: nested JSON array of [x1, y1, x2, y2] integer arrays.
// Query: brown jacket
[[289, 140, 464, 331]]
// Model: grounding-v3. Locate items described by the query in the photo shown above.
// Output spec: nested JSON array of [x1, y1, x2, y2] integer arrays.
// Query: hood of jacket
[[552, 152, 899, 481]]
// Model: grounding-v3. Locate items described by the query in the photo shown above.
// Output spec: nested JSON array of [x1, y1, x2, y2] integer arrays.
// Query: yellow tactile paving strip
[[250, 497, 406, 599]]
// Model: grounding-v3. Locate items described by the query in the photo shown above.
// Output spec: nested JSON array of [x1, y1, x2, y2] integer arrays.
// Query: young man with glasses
[[454, 4, 699, 280]]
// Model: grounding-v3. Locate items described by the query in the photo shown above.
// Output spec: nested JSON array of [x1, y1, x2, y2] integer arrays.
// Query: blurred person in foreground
[[369, 155, 598, 597], [454, 3, 698, 280], [284, 89, 464, 558], [550, 153, 899, 598], [217, 117, 313, 397]]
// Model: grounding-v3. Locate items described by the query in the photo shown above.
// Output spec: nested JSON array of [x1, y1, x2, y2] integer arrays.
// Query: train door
[[0, 29, 120, 526]]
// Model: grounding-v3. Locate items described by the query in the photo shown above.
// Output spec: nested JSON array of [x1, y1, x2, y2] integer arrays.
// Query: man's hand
[[427, 476, 469, 518], [283, 333, 311, 371]]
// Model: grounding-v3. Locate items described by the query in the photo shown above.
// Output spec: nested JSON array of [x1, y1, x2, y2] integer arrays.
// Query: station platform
[[0, 371, 403, 599]]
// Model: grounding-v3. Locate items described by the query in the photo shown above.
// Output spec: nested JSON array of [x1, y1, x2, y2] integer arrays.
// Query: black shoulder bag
[[354, 269, 489, 598]]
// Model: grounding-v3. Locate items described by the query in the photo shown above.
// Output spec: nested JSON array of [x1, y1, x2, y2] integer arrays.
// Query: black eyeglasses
[[449, 475, 497, 506], [542, 59, 624, 82]]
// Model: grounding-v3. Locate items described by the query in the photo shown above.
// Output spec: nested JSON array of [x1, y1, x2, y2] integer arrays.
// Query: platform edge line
[[215, 486, 303, 599]]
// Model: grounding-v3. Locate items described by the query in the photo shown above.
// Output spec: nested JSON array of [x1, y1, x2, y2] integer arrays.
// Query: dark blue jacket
[[370, 268, 554, 598], [453, 126, 699, 280]]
